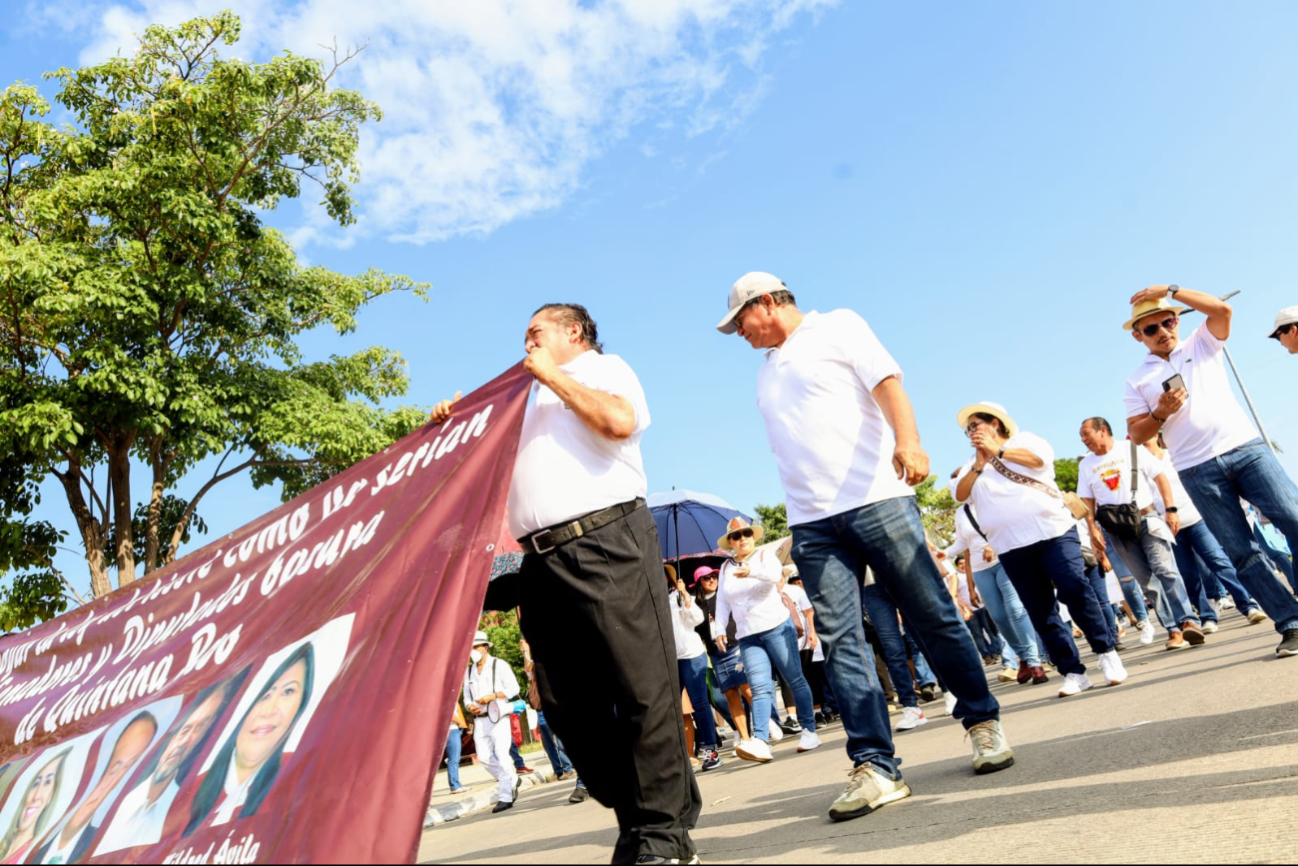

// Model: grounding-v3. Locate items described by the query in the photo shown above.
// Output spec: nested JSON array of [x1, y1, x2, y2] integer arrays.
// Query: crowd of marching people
[[426, 287, 1297, 864]]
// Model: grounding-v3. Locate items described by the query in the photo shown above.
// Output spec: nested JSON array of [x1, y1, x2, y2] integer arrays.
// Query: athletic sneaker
[[797, 730, 822, 753], [1181, 621, 1206, 645], [967, 720, 1014, 775], [943, 690, 958, 716], [918, 684, 938, 703], [1201, 620, 1219, 634], [1098, 650, 1128, 685], [895, 706, 928, 732], [779, 717, 803, 736], [1219, 597, 1236, 611], [1247, 608, 1269, 625], [569, 785, 589, 804], [736, 739, 774, 763], [1057, 672, 1093, 697], [1166, 632, 1187, 651], [828, 764, 912, 822], [1277, 629, 1298, 658], [1138, 620, 1156, 645], [997, 667, 1017, 683], [699, 749, 723, 771], [768, 719, 784, 742]]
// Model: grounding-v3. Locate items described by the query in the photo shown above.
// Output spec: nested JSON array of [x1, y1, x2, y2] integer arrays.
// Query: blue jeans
[[905, 631, 937, 688], [972, 563, 1041, 666], [444, 727, 465, 791], [1173, 521, 1255, 619], [1179, 439, 1298, 633], [738, 619, 816, 742], [1108, 520, 1199, 633], [966, 608, 998, 658], [998, 528, 1114, 676], [861, 583, 923, 709], [537, 711, 575, 776], [678, 654, 719, 749], [1084, 564, 1121, 645], [1105, 529, 1151, 623], [792, 497, 998, 777]]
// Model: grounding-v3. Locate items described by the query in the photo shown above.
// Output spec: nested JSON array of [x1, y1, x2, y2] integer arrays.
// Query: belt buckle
[[531, 529, 556, 555]]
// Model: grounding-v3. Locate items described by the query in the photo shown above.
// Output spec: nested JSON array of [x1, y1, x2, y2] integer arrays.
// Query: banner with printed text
[[0, 364, 532, 865]]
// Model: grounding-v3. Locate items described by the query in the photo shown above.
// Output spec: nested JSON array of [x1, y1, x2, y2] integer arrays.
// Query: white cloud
[[66, 0, 836, 245]]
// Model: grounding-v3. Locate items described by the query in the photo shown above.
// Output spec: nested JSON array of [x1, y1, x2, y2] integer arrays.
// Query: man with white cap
[[463, 631, 522, 814], [1123, 285, 1298, 658], [717, 272, 1014, 825], [1270, 306, 1298, 354]]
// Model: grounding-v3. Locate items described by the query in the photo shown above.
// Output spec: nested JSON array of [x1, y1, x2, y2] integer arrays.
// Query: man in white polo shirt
[[1077, 416, 1204, 651], [1123, 285, 1298, 658], [431, 303, 701, 864], [717, 272, 1013, 825]]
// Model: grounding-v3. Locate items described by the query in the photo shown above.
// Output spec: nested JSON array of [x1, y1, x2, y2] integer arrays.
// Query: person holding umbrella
[[692, 565, 754, 746], [667, 565, 723, 772]]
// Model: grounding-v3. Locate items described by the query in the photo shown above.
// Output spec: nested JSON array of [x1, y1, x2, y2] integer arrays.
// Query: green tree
[[479, 610, 527, 693], [915, 476, 957, 545], [753, 502, 789, 542], [1, 14, 428, 605], [1054, 457, 1080, 493]]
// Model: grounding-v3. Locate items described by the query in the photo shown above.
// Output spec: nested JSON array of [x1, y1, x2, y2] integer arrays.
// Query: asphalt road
[[419, 612, 1298, 864]]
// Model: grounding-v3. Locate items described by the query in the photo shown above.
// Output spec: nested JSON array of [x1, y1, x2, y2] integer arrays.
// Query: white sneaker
[[967, 719, 1015, 775], [735, 738, 774, 763], [768, 719, 784, 742], [1098, 650, 1128, 685], [1138, 620, 1156, 645], [828, 765, 911, 822], [1201, 620, 1219, 634], [943, 690, 959, 716], [1247, 608, 1269, 625], [1220, 597, 1236, 611], [797, 730, 822, 753], [895, 706, 928, 732], [1057, 672, 1094, 697]]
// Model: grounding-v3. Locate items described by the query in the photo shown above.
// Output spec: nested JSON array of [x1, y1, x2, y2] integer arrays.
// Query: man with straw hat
[[716, 272, 1013, 824], [463, 631, 522, 814], [1122, 285, 1298, 658]]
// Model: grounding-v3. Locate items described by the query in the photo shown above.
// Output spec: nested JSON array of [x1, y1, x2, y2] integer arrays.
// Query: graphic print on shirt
[[1102, 468, 1122, 492]]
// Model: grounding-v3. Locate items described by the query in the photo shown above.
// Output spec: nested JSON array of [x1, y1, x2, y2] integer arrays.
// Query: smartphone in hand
[[1162, 373, 1186, 392]]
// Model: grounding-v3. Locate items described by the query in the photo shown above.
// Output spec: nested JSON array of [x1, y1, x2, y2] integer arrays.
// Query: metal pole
[[1181, 290, 1276, 455]]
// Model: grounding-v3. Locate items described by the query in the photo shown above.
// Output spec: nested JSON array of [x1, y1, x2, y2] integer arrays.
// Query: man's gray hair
[[534, 303, 604, 353], [1083, 416, 1113, 436]]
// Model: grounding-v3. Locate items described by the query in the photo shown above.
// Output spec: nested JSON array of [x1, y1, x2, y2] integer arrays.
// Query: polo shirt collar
[[764, 310, 819, 360]]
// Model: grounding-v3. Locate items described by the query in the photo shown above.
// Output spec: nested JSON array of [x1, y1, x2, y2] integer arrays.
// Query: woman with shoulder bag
[[953, 402, 1128, 698]]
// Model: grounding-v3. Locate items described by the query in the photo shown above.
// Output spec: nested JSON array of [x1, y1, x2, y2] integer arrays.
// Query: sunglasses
[[700, 574, 718, 581], [1140, 316, 1178, 338], [1276, 324, 1295, 338], [728, 528, 755, 542]]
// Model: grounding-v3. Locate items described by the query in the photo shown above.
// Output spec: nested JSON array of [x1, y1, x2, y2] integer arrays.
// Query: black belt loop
[[518, 498, 645, 556]]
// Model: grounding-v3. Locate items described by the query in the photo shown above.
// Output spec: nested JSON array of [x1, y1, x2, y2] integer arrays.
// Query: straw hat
[[717, 516, 764, 551], [956, 402, 1019, 439], [664, 563, 678, 582], [471, 630, 492, 647], [1123, 297, 1187, 332]]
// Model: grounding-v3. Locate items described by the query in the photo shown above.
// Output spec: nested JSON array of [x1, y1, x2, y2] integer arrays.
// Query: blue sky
[[4, 1, 1297, 600]]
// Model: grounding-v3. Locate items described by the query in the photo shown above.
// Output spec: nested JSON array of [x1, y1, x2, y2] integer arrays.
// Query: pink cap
[[693, 566, 719, 581]]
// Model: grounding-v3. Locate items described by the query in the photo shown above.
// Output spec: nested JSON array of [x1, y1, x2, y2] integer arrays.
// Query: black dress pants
[[517, 504, 702, 864]]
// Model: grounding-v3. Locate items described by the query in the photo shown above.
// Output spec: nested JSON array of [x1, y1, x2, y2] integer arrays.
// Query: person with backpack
[[1077, 417, 1206, 652], [954, 402, 1128, 697], [463, 631, 522, 814]]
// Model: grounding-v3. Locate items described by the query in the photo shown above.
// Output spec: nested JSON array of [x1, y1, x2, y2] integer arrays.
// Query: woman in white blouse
[[714, 517, 820, 762]]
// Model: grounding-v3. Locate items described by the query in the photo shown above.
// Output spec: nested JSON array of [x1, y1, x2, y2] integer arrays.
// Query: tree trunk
[[143, 437, 166, 575], [55, 457, 112, 599], [109, 435, 138, 586]]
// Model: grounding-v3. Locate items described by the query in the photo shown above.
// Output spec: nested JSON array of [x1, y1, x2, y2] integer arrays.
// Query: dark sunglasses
[[1140, 316, 1178, 338], [728, 528, 755, 542], [1275, 324, 1295, 339]]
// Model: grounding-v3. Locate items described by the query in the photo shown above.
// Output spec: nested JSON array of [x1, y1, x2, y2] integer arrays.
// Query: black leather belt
[[518, 498, 645, 556]]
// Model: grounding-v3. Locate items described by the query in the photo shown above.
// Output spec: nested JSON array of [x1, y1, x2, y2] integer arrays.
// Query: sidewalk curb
[[424, 770, 554, 828]]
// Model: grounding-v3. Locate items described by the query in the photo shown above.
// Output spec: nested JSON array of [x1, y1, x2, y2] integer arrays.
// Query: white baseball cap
[[1268, 305, 1298, 339], [716, 272, 787, 334]]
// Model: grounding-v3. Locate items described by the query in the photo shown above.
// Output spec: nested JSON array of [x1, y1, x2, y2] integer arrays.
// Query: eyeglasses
[[1276, 324, 1295, 338], [700, 574, 718, 581], [1139, 316, 1178, 338], [728, 528, 755, 542], [964, 420, 983, 438]]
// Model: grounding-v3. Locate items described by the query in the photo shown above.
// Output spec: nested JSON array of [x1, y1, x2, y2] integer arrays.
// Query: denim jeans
[[998, 527, 1112, 676], [905, 631, 938, 688], [1179, 439, 1298, 633], [1107, 520, 1199, 632], [678, 654, 719, 748], [972, 563, 1041, 666], [1084, 564, 1121, 645], [738, 619, 816, 742], [861, 583, 922, 709], [443, 726, 464, 791], [966, 608, 998, 658], [537, 710, 575, 777], [792, 497, 998, 777], [1173, 521, 1255, 619]]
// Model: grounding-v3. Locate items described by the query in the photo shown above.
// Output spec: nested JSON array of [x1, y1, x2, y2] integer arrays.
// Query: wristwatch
[[1166, 507, 1179, 513], [997, 446, 1006, 459], [1166, 284, 1180, 298]]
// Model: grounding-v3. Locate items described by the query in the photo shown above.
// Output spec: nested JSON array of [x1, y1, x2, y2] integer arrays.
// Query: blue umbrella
[[647, 489, 751, 564]]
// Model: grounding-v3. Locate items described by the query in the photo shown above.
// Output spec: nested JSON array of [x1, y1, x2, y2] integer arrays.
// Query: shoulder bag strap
[[989, 456, 1064, 501], [1129, 440, 1140, 505], [963, 504, 989, 542]]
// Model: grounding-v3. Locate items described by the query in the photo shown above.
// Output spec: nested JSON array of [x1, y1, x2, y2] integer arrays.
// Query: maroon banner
[[0, 364, 532, 865]]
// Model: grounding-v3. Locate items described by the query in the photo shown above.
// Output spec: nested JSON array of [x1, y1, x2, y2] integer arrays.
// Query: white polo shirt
[[953, 432, 1076, 555], [1144, 451, 1204, 527], [1124, 322, 1258, 472], [756, 310, 915, 527], [947, 505, 998, 573], [714, 548, 791, 640], [508, 350, 650, 538], [1077, 444, 1162, 512]]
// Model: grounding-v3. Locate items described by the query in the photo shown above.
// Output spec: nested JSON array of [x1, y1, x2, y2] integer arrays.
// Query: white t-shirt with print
[[509, 350, 651, 538], [953, 432, 1076, 555], [756, 310, 915, 527], [1077, 443, 1162, 512], [1124, 322, 1259, 472]]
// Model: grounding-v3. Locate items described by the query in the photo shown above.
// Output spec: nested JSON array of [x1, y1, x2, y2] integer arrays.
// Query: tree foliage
[[0, 13, 428, 608], [1054, 457, 1080, 494], [479, 610, 527, 694], [915, 476, 957, 545], [753, 502, 789, 543]]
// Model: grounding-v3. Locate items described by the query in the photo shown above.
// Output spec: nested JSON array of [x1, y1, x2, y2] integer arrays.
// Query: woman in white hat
[[952, 403, 1128, 698], [463, 631, 522, 813], [713, 517, 820, 761]]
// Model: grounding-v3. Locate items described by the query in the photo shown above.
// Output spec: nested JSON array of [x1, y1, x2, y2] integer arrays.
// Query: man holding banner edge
[[431, 303, 702, 865]]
